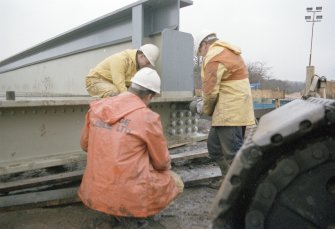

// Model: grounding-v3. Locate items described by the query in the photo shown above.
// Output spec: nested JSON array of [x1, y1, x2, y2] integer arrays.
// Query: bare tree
[[247, 61, 304, 93], [247, 61, 273, 83]]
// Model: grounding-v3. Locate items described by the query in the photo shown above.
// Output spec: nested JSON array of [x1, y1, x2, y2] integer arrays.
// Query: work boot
[[109, 215, 122, 227], [208, 177, 223, 189], [137, 219, 150, 229], [209, 159, 231, 189], [110, 216, 152, 229], [217, 158, 231, 176]]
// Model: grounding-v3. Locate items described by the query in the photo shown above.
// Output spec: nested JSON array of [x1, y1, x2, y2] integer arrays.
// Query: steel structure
[[0, 0, 202, 176]]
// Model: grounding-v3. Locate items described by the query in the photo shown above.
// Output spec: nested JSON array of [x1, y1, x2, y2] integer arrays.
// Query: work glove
[[202, 96, 217, 116], [189, 98, 204, 114]]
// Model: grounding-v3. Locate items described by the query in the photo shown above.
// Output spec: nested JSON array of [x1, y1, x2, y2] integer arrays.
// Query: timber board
[[0, 163, 220, 211], [0, 170, 83, 193]]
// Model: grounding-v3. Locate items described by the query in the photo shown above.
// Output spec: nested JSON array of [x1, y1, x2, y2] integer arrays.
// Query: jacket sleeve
[[80, 112, 90, 152], [144, 113, 171, 171], [108, 55, 128, 93], [202, 62, 225, 115]]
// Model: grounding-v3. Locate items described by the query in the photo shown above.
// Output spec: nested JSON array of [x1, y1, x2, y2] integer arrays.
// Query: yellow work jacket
[[78, 92, 179, 217], [201, 41, 255, 126], [87, 49, 138, 93]]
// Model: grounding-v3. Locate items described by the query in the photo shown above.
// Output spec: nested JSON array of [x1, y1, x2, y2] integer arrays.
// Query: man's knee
[[86, 82, 119, 98]]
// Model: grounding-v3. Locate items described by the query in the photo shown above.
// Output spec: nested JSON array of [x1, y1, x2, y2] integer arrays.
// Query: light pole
[[303, 7, 323, 97], [305, 6, 322, 66]]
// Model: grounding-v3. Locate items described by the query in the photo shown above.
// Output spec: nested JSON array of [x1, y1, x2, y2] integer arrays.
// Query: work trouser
[[85, 75, 119, 98], [207, 126, 245, 174]]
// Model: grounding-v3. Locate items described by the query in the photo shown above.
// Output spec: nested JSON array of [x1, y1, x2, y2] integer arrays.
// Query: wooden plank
[[0, 164, 221, 211], [0, 170, 83, 193], [0, 151, 86, 176], [0, 187, 79, 211], [171, 148, 208, 162], [0, 141, 209, 196], [0, 163, 221, 211], [168, 134, 208, 149], [0, 148, 208, 193], [0, 150, 209, 192], [173, 164, 222, 187]]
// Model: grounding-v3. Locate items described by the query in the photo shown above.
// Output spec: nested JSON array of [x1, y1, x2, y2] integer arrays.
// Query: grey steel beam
[[0, 98, 202, 175], [0, 0, 200, 174], [160, 29, 194, 95], [0, 0, 192, 74], [132, 4, 144, 48]]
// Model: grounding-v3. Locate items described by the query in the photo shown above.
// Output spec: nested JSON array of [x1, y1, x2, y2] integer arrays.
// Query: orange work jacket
[[78, 92, 179, 217], [201, 40, 255, 126]]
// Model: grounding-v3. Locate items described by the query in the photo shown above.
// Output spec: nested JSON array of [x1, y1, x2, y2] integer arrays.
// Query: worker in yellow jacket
[[78, 67, 183, 219], [85, 44, 159, 98], [194, 31, 255, 181]]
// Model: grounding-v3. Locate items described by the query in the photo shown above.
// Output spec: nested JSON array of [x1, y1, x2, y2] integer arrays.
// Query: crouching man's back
[[78, 67, 183, 218]]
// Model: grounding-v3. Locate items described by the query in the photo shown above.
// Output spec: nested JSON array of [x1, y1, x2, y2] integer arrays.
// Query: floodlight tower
[[305, 6, 323, 66], [304, 6, 323, 97]]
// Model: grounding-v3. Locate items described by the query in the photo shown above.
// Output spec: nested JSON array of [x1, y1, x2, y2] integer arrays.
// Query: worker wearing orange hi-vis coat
[[85, 44, 160, 98], [78, 67, 183, 218], [193, 31, 255, 184]]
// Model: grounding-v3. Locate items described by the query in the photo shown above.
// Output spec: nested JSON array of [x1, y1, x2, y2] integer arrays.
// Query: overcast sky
[[0, 0, 334, 82]]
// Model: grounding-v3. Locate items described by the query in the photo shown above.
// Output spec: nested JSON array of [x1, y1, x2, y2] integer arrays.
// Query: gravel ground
[[0, 185, 218, 229]]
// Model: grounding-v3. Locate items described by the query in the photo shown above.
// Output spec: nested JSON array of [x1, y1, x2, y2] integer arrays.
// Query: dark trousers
[[207, 126, 245, 161]]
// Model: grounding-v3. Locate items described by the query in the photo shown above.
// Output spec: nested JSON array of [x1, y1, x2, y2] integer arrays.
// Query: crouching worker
[[85, 44, 159, 98], [78, 67, 184, 220]]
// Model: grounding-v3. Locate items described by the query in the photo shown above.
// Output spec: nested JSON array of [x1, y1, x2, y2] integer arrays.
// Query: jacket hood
[[89, 92, 146, 125], [212, 40, 242, 55]]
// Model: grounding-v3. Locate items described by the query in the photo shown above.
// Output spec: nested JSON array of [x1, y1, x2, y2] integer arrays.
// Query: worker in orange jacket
[[85, 44, 160, 98], [78, 67, 183, 219], [193, 31, 255, 181]]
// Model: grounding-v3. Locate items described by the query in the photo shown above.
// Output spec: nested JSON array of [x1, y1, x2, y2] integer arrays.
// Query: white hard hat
[[131, 67, 161, 94], [194, 30, 216, 56], [139, 44, 160, 66]]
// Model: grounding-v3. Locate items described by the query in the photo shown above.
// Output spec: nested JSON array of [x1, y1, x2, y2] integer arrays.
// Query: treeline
[[252, 79, 305, 94], [248, 61, 305, 94], [193, 59, 306, 94]]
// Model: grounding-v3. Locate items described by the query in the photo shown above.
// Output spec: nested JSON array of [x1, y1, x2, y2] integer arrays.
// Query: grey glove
[[189, 99, 203, 114]]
